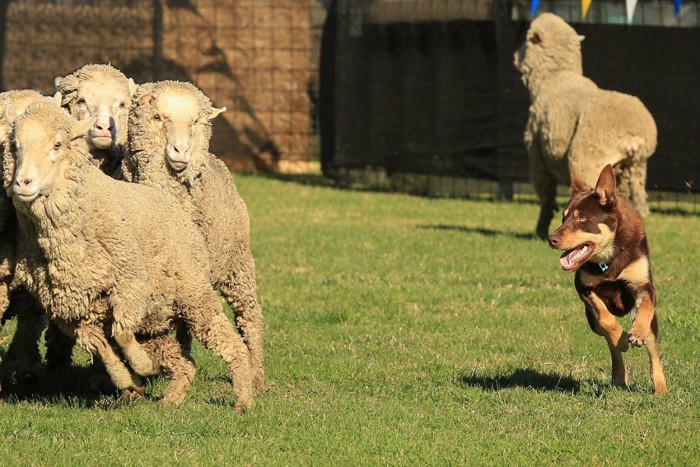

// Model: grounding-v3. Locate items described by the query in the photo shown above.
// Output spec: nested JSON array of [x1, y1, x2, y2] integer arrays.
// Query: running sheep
[[121, 80, 266, 392], [6, 100, 254, 409], [514, 13, 657, 238], [0, 90, 60, 381]]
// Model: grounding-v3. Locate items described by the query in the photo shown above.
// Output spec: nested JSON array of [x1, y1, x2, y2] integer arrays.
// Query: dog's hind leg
[[584, 295, 630, 388]]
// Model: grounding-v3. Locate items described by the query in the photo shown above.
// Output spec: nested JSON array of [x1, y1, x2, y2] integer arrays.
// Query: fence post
[[153, 0, 164, 81], [0, 1, 9, 90]]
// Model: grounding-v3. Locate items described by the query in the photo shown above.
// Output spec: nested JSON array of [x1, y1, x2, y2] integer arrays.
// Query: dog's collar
[[599, 262, 609, 273]]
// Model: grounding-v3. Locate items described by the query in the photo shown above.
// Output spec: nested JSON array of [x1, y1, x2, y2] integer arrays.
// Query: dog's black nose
[[548, 235, 559, 248]]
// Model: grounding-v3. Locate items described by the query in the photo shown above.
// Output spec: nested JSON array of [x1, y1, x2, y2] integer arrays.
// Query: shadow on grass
[[419, 224, 539, 241], [458, 368, 581, 394], [259, 172, 338, 188], [0, 364, 128, 409]]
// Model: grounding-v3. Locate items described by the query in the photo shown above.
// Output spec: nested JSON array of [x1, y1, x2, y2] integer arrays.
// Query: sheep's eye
[[77, 98, 86, 105], [153, 114, 161, 121], [53, 142, 62, 150], [119, 101, 127, 109]]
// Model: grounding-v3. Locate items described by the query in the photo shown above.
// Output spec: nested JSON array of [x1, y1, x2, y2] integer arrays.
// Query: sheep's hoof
[[121, 387, 145, 402], [158, 395, 186, 407], [253, 377, 266, 395], [234, 395, 255, 413]]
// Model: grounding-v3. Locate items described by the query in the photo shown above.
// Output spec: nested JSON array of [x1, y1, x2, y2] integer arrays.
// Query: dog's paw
[[628, 330, 647, 348]]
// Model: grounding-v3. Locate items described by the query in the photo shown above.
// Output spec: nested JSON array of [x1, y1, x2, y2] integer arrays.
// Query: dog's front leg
[[583, 292, 629, 388], [629, 293, 668, 393]]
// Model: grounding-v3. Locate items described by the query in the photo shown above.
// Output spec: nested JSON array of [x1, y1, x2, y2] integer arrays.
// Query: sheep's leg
[[55, 318, 144, 391], [219, 248, 265, 394], [139, 334, 196, 406], [113, 329, 159, 377], [174, 320, 193, 357], [532, 167, 558, 239], [3, 289, 45, 383], [527, 138, 558, 239], [110, 289, 158, 377], [184, 293, 254, 412], [45, 320, 76, 371], [626, 161, 650, 217]]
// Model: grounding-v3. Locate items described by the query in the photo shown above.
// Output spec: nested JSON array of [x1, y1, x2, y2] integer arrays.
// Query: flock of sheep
[[0, 64, 264, 411]]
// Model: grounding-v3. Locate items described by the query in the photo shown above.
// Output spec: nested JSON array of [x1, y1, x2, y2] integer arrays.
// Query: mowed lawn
[[0, 174, 698, 465]]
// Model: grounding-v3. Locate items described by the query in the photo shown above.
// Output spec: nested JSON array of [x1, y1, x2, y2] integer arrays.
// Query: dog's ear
[[569, 162, 589, 193], [594, 164, 616, 207]]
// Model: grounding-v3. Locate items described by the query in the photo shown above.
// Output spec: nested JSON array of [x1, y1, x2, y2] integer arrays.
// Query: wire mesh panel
[[321, 0, 700, 209], [0, 0, 321, 172]]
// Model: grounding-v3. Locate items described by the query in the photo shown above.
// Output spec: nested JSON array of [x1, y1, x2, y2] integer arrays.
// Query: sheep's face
[[13, 120, 68, 202], [150, 90, 203, 172], [66, 79, 134, 151], [513, 13, 584, 88], [12, 111, 92, 203]]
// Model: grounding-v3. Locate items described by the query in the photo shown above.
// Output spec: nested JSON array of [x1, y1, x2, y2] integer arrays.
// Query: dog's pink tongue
[[560, 246, 585, 268]]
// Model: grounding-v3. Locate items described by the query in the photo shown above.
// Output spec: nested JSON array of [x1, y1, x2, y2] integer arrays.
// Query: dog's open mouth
[[559, 243, 594, 271]]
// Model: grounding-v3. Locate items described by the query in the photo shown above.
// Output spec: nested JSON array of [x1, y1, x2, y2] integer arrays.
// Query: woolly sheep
[[0, 90, 48, 318], [7, 100, 254, 409], [0, 90, 61, 380], [121, 80, 266, 392], [514, 13, 657, 238], [55, 64, 136, 176]]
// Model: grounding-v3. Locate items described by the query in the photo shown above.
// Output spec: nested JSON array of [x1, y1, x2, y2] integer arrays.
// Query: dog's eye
[[579, 215, 588, 223]]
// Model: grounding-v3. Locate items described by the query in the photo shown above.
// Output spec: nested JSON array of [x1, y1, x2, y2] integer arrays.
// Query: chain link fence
[[0, 0, 326, 173], [320, 0, 699, 213]]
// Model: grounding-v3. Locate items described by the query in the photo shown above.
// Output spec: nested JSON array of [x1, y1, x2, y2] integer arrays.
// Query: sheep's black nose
[[548, 235, 559, 248]]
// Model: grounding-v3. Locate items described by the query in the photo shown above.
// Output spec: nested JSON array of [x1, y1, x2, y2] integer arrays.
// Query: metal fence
[[0, 0, 326, 173], [320, 0, 700, 212]]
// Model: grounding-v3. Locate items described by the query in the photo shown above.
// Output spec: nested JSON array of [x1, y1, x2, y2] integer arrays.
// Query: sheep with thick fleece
[[514, 12, 657, 239], [121, 80, 265, 392], [0, 90, 61, 379], [0, 90, 49, 318], [7, 100, 253, 409], [54, 64, 136, 176]]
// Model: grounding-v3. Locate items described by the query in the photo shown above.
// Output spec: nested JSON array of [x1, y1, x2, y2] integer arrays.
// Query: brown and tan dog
[[548, 164, 668, 393]]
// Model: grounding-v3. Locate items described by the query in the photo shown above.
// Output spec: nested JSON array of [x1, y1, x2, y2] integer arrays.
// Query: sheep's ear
[[128, 78, 137, 96], [569, 162, 588, 193], [135, 83, 155, 106], [71, 117, 95, 140], [578, 34, 585, 42], [530, 29, 543, 45], [208, 106, 226, 120], [594, 164, 616, 207], [52, 91, 62, 106]]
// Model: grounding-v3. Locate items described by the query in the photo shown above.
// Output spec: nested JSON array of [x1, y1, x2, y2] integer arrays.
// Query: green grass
[[1, 174, 699, 465]]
